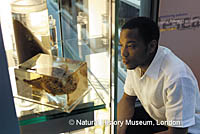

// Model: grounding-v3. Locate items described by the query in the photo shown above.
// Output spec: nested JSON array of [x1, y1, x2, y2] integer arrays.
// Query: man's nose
[[121, 47, 128, 57]]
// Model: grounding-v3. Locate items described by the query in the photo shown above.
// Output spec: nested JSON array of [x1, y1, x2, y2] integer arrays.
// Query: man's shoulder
[[159, 46, 195, 82]]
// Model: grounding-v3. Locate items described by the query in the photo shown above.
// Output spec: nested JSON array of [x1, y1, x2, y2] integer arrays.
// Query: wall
[[159, 0, 200, 86]]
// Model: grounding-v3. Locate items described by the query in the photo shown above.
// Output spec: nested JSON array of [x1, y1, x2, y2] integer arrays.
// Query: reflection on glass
[[61, 0, 110, 56], [60, 0, 110, 104]]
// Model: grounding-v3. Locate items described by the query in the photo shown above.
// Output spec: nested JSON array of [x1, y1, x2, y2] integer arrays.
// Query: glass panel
[[117, 0, 152, 102], [115, 1, 159, 133], [60, 0, 111, 107], [17, 85, 105, 126], [114, 0, 159, 132], [59, 0, 113, 132]]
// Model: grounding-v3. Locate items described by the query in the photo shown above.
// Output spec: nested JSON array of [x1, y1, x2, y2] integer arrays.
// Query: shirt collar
[[141, 46, 167, 80]]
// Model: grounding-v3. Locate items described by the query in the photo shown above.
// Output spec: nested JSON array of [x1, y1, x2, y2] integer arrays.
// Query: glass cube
[[14, 54, 88, 113]]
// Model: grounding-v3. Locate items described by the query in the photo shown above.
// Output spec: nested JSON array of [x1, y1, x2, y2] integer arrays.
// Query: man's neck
[[139, 48, 157, 76]]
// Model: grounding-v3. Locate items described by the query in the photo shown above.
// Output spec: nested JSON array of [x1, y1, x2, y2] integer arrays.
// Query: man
[[117, 17, 200, 134]]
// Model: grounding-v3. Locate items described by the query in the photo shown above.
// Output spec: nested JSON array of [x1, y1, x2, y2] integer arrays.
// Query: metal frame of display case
[[0, 21, 20, 134]]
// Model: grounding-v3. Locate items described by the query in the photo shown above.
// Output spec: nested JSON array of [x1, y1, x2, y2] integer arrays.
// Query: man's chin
[[126, 64, 137, 70]]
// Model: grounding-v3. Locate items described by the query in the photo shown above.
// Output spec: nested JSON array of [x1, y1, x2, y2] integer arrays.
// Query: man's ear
[[147, 40, 157, 54]]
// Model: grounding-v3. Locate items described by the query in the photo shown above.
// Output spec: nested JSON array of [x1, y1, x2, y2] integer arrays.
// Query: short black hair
[[122, 17, 160, 45]]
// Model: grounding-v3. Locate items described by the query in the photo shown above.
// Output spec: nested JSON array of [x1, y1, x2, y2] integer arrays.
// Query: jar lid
[[11, 0, 47, 13]]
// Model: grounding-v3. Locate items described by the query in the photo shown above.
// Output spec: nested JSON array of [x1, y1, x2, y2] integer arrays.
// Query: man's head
[[119, 17, 160, 70]]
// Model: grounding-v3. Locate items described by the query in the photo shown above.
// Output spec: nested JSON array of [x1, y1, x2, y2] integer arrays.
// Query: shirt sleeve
[[165, 77, 196, 128], [124, 70, 136, 96]]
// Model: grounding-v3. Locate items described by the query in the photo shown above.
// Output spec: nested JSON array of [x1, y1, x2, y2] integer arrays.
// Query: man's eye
[[128, 45, 136, 48]]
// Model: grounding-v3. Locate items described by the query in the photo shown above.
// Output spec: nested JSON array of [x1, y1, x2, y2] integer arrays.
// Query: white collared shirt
[[124, 46, 200, 133]]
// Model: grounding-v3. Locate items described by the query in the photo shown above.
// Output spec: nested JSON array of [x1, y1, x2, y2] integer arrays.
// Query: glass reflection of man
[[117, 17, 200, 134]]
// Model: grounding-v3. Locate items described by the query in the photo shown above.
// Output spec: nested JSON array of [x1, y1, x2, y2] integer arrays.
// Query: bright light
[[28, 9, 49, 36], [0, 0, 14, 50]]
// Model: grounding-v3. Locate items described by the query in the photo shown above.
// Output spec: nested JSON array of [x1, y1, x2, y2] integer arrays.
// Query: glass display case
[[0, 0, 159, 133], [1, 0, 113, 133], [14, 53, 89, 113]]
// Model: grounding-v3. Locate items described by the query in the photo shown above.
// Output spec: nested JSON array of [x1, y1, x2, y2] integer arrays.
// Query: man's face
[[119, 28, 149, 70]]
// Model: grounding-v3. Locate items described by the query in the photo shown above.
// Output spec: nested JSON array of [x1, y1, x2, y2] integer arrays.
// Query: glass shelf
[[16, 83, 105, 126]]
